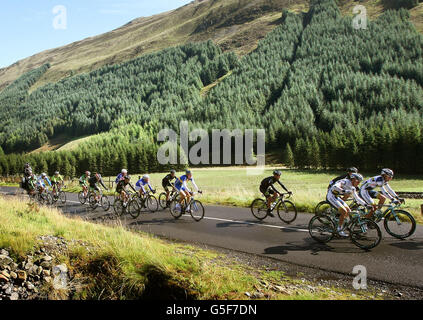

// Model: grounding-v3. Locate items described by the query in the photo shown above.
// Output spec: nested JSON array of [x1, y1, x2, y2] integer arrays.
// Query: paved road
[[1, 186, 422, 288]]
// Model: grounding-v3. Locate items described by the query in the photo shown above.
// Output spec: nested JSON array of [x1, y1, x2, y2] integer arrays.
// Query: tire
[[350, 218, 382, 250], [146, 195, 158, 212], [101, 196, 110, 211], [250, 198, 268, 220], [89, 195, 98, 209], [384, 210, 416, 239], [113, 200, 125, 217], [308, 215, 335, 243], [44, 193, 54, 206], [189, 200, 205, 222], [78, 192, 86, 205], [59, 191, 66, 204], [277, 200, 297, 224], [315, 201, 333, 217], [128, 200, 141, 219], [170, 201, 183, 219], [158, 192, 168, 209]]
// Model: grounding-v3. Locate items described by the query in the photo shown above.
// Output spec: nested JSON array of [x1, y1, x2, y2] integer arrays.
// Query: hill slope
[[0, 0, 422, 92]]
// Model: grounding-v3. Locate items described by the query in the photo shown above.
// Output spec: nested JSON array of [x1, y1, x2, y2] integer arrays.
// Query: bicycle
[[113, 191, 140, 218], [51, 184, 66, 204], [250, 192, 297, 223], [128, 190, 159, 219], [158, 187, 180, 209], [169, 191, 204, 221], [30, 187, 53, 206], [309, 205, 382, 250], [78, 186, 90, 204], [89, 190, 111, 211]]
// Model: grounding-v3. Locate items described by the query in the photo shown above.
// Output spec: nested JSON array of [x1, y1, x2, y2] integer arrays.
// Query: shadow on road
[[388, 239, 423, 251]]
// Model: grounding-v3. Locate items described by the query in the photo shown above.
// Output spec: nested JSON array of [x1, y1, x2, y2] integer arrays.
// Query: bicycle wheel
[[277, 200, 297, 224], [169, 201, 183, 219], [384, 210, 416, 239], [158, 192, 168, 209], [308, 215, 335, 243], [44, 193, 54, 206], [350, 218, 382, 250], [59, 191, 66, 204], [113, 200, 125, 217], [250, 198, 268, 220], [315, 201, 333, 217], [146, 195, 158, 212], [78, 192, 86, 204], [128, 200, 141, 219], [189, 200, 205, 222], [89, 195, 98, 209], [101, 196, 110, 211]]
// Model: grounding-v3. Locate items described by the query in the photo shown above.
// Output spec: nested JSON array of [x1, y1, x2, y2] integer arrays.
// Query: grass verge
[[0, 196, 384, 300]]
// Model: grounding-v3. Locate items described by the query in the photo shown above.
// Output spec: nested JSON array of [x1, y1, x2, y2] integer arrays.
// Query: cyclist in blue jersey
[[174, 170, 202, 212], [135, 175, 156, 197], [36, 173, 52, 194], [115, 169, 128, 184]]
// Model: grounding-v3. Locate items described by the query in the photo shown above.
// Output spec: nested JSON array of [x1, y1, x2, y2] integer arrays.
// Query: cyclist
[[328, 167, 358, 189], [162, 170, 177, 204], [51, 171, 64, 196], [36, 173, 52, 195], [359, 168, 402, 219], [22, 163, 33, 191], [174, 170, 202, 212], [259, 170, 291, 217], [79, 171, 91, 197], [135, 175, 155, 198], [88, 173, 109, 202], [26, 173, 37, 196], [327, 173, 367, 237], [115, 169, 128, 184], [116, 175, 137, 204]]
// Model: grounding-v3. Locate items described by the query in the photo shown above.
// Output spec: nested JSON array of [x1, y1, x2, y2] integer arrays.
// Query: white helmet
[[143, 175, 150, 180], [122, 169, 128, 174], [381, 168, 394, 178], [41, 173, 47, 178]]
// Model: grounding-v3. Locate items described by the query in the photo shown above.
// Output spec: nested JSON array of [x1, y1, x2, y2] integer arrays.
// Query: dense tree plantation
[[0, 0, 422, 176]]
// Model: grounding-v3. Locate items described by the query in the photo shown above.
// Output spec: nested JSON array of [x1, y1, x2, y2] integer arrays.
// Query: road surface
[[1, 186, 422, 288]]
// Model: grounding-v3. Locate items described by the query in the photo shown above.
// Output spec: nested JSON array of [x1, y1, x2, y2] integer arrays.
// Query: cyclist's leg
[[360, 189, 377, 218]]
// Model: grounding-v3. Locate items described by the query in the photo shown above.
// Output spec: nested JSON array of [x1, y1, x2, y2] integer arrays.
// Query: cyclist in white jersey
[[359, 168, 401, 219], [327, 173, 367, 237]]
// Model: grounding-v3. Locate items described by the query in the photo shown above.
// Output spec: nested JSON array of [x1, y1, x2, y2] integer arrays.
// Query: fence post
[[421, 204, 423, 216]]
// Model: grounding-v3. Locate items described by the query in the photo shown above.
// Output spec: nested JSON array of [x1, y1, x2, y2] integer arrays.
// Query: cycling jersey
[[79, 174, 89, 186], [115, 173, 125, 184], [259, 176, 288, 195], [36, 176, 52, 188], [328, 173, 351, 189], [174, 175, 198, 193], [51, 175, 64, 184], [88, 176, 107, 191], [135, 178, 153, 193], [327, 178, 366, 209], [359, 175, 398, 205], [162, 174, 176, 191], [116, 180, 135, 193]]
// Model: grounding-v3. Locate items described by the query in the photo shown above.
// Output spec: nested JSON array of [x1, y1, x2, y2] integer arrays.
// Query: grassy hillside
[[0, 0, 305, 92], [1, 0, 422, 92], [0, 196, 385, 300]]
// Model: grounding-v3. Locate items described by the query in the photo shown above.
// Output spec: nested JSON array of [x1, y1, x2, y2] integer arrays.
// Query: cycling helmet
[[350, 173, 363, 182], [41, 173, 47, 178], [170, 169, 176, 174], [347, 167, 358, 173], [273, 170, 282, 176], [24, 163, 31, 168], [143, 175, 150, 180], [186, 170, 192, 175], [95, 173, 101, 179], [54, 171, 59, 175], [85, 171, 91, 176], [381, 168, 394, 178], [122, 169, 128, 174]]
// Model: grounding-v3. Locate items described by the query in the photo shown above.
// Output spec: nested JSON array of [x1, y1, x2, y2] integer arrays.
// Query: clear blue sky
[[0, 0, 192, 68]]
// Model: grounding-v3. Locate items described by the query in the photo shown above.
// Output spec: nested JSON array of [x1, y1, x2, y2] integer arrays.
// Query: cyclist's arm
[[352, 188, 367, 206], [46, 178, 52, 187], [99, 179, 108, 190], [190, 178, 199, 192], [381, 183, 398, 200], [276, 180, 289, 193]]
